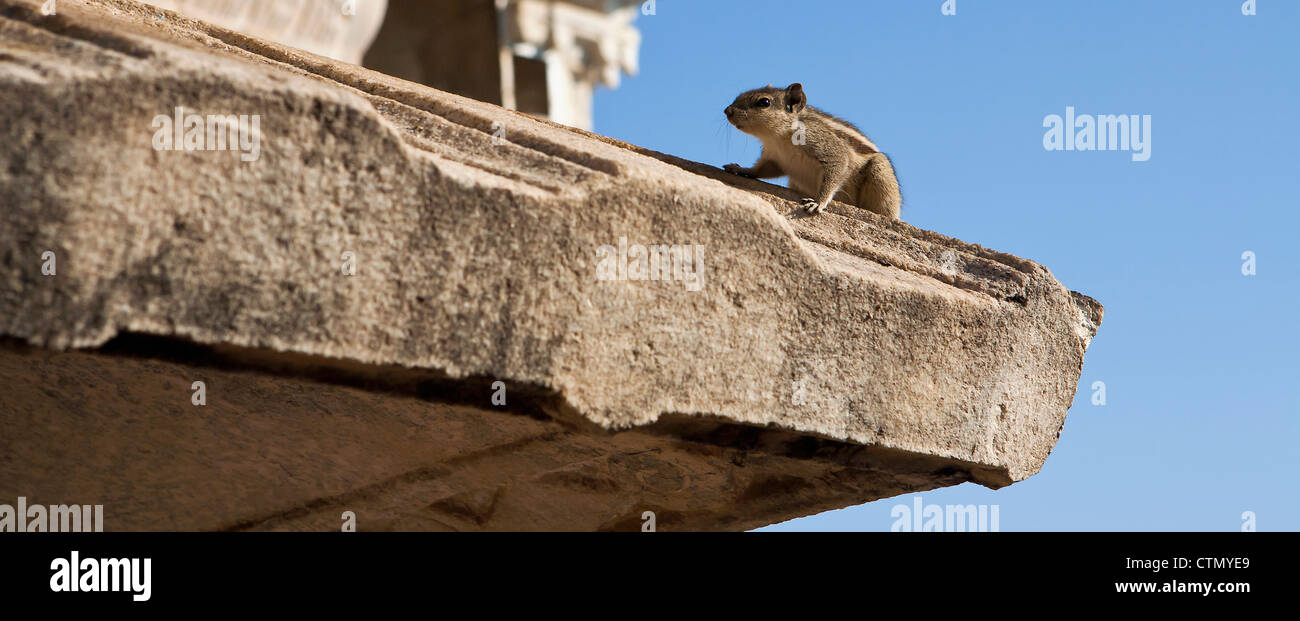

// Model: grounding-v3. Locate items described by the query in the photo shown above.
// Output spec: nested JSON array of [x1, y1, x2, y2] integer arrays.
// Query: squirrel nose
[[724, 105, 735, 118]]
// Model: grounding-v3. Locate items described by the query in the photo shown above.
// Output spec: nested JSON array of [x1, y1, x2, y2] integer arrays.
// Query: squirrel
[[723, 83, 902, 220]]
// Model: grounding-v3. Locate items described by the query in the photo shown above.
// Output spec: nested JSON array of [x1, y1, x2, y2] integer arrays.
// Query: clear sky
[[592, 0, 1299, 531]]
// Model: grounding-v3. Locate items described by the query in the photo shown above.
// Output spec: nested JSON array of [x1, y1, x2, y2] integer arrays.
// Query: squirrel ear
[[785, 83, 806, 113]]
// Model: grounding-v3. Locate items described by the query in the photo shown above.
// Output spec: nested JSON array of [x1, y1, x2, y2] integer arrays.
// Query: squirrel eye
[[756, 98, 771, 108]]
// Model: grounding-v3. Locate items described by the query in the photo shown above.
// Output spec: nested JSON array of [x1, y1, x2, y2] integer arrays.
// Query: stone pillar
[[362, 0, 505, 108], [363, 0, 641, 130]]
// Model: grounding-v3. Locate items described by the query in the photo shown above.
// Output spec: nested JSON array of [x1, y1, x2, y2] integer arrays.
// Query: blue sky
[[593, 0, 1299, 531]]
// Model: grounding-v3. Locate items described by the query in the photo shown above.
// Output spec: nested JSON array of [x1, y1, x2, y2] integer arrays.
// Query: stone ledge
[[0, 0, 1101, 530]]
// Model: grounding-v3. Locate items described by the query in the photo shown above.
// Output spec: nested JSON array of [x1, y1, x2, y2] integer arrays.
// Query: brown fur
[[723, 83, 902, 219]]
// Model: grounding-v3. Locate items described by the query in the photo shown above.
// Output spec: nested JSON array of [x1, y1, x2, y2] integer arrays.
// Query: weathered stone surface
[[0, 0, 1101, 530], [0, 339, 987, 531]]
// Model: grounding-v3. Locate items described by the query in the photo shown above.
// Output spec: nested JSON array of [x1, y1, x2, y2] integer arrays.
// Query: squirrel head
[[724, 83, 806, 137]]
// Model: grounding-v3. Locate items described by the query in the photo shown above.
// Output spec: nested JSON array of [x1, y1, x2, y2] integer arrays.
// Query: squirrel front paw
[[723, 163, 754, 178], [801, 198, 826, 214]]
